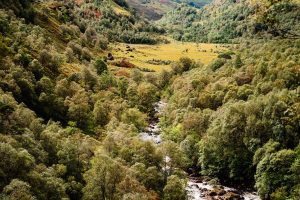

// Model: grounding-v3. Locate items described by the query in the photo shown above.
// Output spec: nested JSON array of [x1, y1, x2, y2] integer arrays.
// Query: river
[[139, 101, 261, 200]]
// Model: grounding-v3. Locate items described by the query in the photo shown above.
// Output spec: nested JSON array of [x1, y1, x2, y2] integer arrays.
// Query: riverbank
[[139, 101, 261, 200]]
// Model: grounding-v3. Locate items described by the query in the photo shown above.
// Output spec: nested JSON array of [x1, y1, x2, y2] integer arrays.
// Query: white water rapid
[[139, 101, 261, 200]]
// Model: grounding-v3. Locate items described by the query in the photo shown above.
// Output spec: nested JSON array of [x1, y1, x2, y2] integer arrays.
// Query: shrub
[[39, 49, 62, 72], [171, 57, 199, 74], [81, 47, 92, 61], [94, 59, 107, 75], [97, 37, 108, 50], [218, 51, 234, 59], [68, 42, 82, 58], [65, 47, 74, 63], [210, 58, 226, 71]]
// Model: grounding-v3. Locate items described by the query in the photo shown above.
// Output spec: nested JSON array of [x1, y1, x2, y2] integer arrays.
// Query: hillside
[[160, 0, 300, 43], [0, 0, 299, 200], [0, 0, 188, 199], [126, 0, 212, 20]]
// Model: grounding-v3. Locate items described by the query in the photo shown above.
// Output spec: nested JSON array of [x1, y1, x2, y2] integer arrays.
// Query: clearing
[[110, 40, 227, 72]]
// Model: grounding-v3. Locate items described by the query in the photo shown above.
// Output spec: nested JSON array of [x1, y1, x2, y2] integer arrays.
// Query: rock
[[116, 59, 135, 68], [125, 45, 134, 52], [228, 189, 240, 194], [195, 179, 202, 183], [208, 190, 218, 196], [224, 192, 244, 200], [209, 188, 227, 196], [107, 53, 114, 61], [206, 196, 216, 200], [218, 189, 226, 196]]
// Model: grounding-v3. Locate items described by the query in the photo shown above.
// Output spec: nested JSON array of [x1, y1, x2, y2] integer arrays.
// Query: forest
[[0, 0, 299, 200]]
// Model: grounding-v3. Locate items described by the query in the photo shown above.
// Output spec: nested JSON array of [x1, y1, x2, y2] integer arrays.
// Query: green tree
[[2, 179, 36, 200], [93, 100, 110, 127], [163, 175, 186, 200], [121, 108, 148, 131], [137, 82, 158, 113], [64, 90, 90, 129], [83, 153, 125, 200], [255, 142, 296, 199], [94, 59, 107, 75]]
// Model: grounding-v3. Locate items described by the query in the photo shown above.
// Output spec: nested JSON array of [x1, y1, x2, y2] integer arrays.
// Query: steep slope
[[160, 0, 300, 43], [0, 1, 189, 199], [127, 0, 212, 20], [154, 1, 300, 199], [160, 38, 300, 199]]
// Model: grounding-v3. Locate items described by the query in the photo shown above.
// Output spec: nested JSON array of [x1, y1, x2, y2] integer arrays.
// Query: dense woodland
[[159, 0, 300, 43], [0, 0, 299, 200]]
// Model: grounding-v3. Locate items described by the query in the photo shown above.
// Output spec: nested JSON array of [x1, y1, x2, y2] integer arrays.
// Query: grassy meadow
[[110, 40, 226, 72]]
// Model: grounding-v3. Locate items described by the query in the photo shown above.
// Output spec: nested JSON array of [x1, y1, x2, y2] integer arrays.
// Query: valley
[[140, 101, 261, 200], [0, 0, 299, 200]]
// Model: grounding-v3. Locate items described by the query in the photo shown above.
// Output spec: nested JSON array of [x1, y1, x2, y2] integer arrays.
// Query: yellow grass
[[110, 40, 226, 72], [110, 1, 131, 16]]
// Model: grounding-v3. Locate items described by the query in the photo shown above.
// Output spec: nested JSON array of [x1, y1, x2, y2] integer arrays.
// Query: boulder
[[224, 192, 244, 200], [107, 53, 114, 61], [116, 58, 135, 68], [208, 190, 218, 196], [209, 188, 227, 196]]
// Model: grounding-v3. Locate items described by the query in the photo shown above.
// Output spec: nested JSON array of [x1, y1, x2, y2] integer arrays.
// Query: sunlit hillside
[[126, 0, 212, 20], [0, 0, 299, 200]]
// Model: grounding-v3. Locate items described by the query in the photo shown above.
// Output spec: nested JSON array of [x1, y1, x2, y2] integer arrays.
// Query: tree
[[159, 141, 189, 176], [64, 90, 90, 129], [83, 153, 125, 200], [163, 175, 186, 200], [93, 100, 110, 127], [2, 179, 36, 200], [117, 175, 155, 200], [255, 140, 297, 199], [0, 143, 35, 187], [137, 82, 158, 113], [94, 59, 107, 75], [171, 57, 199, 74], [121, 108, 148, 131], [234, 54, 243, 68]]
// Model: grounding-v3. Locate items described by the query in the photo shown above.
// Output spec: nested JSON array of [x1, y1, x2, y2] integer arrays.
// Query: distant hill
[[126, 0, 212, 20], [159, 0, 300, 43]]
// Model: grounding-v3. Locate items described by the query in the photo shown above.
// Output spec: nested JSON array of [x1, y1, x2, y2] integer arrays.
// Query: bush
[[81, 47, 92, 61], [171, 57, 199, 74], [94, 59, 107, 75], [210, 59, 226, 71], [97, 37, 108, 50], [39, 49, 62, 73], [68, 42, 82, 58], [218, 51, 234, 59]]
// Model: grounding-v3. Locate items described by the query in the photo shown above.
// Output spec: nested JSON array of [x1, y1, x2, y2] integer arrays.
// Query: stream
[[139, 101, 261, 200]]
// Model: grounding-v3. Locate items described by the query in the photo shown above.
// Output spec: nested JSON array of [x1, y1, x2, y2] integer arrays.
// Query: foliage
[[160, 0, 300, 43], [0, 3, 182, 199], [94, 59, 108, 75], [161, 38, 300, 198]]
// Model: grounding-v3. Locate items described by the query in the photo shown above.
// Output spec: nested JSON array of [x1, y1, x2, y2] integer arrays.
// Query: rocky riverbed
[[187, 176, 260, 200], [139, 101, 261, 200]]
